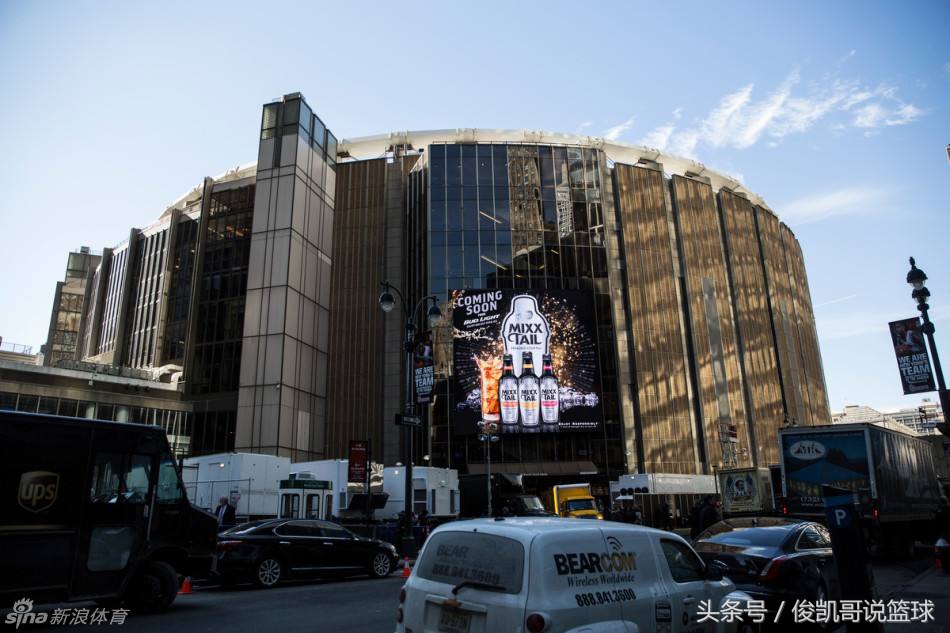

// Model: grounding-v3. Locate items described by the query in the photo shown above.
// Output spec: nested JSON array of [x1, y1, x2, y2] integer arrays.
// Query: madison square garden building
[[30, 92, 829, 485]]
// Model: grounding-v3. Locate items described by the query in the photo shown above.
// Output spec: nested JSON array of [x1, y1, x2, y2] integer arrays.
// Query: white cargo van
[[397, 518, 752, 633]]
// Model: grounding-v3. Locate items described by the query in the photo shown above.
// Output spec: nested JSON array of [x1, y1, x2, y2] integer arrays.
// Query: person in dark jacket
[[697, 495, 722, 535], [215, 496, 236, 529]]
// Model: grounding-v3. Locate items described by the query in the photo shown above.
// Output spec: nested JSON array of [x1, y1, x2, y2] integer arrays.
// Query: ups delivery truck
[[1, 411, 218, 612]]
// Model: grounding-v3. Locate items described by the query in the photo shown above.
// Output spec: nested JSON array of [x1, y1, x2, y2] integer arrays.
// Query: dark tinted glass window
[[318, 524, 352, 538], [276, 521, 320, 537], [701, 526, 792, 547], [661, 540, 705, 583], [797, 526, 829, 549]]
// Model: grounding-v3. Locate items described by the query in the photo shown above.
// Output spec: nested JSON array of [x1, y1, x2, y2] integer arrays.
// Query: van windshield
[[416, 531, 524, 594]]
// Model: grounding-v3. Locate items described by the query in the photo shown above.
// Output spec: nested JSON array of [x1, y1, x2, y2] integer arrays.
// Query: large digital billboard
[[452, 289, 603, 434]]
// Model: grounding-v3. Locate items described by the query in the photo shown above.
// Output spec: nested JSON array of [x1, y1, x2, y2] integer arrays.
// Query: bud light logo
[[18, 471, 59, 513], [789, 440, 826, 460]]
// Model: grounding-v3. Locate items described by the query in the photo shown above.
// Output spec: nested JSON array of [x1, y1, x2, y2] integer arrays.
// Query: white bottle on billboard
[[501, 294, 551, 378], [499, 354, 520, 426], [519, 352, 540, 427], [539, 353, 560, 425]]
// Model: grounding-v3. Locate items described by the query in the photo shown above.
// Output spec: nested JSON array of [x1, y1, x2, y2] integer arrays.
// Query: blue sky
[[0, 0, 947, 413]]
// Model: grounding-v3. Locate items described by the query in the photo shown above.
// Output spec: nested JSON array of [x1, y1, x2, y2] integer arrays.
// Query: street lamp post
[[905, 258, 950, 436], [378, 281, 441, 558], [477, 422, 500, 516]]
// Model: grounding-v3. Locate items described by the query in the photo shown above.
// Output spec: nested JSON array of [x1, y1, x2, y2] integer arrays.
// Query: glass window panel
[[573, 202, 590, 235], [430, 231, 446, 247], [540, 156, 555, 187], [494, 199, 510, 227], [461, 145, 476, 184], [461, 199, 478, 230], [447, 246, 463, 277], [57, 398, 78, 417], [479, 210, 497, 232], [542, 200, 558, 232], [477, 185, 494, 206], [545, 245, 562, 279], [591, 248, 608, 278], [567, 148, 584, 186], [446, 201, 462, 231], [476, 144, 493, 184], [430, 198, 446, 231], [431, 246, 446, 277], [577, 246, 592, 279], [16, 395, 38, 413], [430, 155, 446, 188], [446, 155, 462, 187], [464, 247, 480, 277]]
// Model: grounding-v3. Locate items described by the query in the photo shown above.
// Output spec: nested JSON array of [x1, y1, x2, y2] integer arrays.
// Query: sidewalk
[[884, 565, 950, 632]]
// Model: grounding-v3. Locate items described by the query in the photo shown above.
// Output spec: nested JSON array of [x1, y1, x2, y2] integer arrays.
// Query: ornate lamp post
[[378, 281, 441, 558], [905, 258, 950, 436]]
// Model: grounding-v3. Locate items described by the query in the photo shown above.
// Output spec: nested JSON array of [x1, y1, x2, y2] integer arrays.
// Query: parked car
[[693, 517, 839, 621], [215, 519, 398, 587], [397, 517, 754, 633]]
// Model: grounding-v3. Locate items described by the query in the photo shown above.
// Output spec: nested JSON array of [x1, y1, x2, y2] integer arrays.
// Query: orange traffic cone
[[401, 557, 412, 579], [178, 576, 193, 595]]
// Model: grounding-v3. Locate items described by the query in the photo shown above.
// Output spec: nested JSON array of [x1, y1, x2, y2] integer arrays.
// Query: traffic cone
[[401, 557, 412, 579], [178, 576, 193, 595]]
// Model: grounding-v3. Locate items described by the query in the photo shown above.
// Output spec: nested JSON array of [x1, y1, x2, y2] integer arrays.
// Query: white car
[[396, 517, 753, 633]]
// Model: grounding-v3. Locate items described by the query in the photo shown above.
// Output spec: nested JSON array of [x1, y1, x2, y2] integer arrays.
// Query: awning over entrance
[[466, 461, 599, 476]]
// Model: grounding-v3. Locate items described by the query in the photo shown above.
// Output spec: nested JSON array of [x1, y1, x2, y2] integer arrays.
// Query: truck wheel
[[369, 553, 393, 578], [127, 561, 178, 613], [254, 556, 284, 588]]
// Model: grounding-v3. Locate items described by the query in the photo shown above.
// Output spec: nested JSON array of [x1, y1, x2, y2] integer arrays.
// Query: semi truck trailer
[[779, 421, 941, 555]]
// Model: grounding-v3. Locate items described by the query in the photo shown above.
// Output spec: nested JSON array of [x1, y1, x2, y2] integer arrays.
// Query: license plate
[[438, 607, 471, 633]]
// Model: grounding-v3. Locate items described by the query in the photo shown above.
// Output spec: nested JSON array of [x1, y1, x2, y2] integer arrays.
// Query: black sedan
[[693, 518, 839, 619], [214, 519, 399, 587]]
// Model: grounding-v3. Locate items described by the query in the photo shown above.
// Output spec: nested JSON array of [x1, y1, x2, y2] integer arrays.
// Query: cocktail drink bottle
[[499, 354, 520, 426], [519, 351, 540, 427], [501, 294, 551, 378], [539, 353, 559, 425]]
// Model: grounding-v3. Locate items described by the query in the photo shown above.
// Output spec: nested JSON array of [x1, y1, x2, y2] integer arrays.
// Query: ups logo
[[18, 471, 59, 513]]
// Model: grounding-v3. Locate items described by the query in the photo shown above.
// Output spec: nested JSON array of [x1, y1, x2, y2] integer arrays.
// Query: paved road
[[55, 576, 404, 633], [30, 551, 943, 633]]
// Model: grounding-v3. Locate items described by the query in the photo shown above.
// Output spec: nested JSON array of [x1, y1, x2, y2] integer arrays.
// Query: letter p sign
[[832, 508, 850, 528]]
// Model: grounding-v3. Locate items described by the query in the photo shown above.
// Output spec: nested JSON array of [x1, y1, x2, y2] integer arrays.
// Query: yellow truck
[[543, 483, 603, 519]]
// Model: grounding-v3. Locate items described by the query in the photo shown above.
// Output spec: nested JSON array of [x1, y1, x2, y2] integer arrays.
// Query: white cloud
[[672, 107, 683, 120], [577, 121, 592, 132], [781, 186, 892, 225], [853, 102, 923, 128], [635, 70, 924, 156], [944, 61, 950, 75], [639, 124, 675, 150], [603, 116, 636, 141]]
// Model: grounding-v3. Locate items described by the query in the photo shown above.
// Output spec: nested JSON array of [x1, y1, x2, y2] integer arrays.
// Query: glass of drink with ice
[[475, 356, 503, 423]]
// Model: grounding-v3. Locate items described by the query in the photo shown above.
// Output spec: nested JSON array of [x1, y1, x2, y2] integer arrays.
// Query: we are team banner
[[888, 317, 936, 394]]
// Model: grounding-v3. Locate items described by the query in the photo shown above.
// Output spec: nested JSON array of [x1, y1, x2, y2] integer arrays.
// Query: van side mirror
[[706, 559, 727, 581]]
